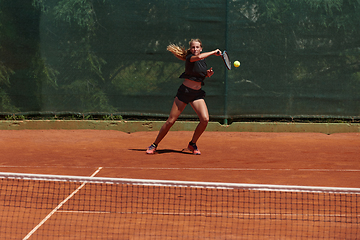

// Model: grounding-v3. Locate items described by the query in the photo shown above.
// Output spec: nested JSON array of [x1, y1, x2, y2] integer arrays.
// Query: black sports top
[[179, 54, 207, 85]]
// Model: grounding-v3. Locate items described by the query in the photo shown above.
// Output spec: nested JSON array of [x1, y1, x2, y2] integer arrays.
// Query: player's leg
[[188, 98, 209, 154], [146, 97, 187, 154]]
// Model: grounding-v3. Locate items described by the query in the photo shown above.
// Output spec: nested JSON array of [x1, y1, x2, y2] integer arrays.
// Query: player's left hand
[[207, 67, 214, 77]]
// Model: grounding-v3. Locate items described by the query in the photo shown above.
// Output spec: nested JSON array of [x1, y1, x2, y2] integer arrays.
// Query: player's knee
[[165, 118, 176, 127], [200, 117, 209, 125]]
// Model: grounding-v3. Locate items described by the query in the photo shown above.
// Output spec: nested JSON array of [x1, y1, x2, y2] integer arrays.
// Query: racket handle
[[217, 51, 220, 55]]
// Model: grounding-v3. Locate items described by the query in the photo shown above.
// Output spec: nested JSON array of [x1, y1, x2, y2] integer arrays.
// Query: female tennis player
[[146, 39, 221, 155]]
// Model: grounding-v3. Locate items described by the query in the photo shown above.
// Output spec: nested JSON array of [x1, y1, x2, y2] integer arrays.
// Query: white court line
[[1, 165, 360, 172], [57, 210, 360, 218], [116, 167, 360, 172], [22, 167, 103, 240]]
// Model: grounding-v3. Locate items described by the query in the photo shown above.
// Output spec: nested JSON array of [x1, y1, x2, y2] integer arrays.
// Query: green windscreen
[[1, 0, 359, 120]]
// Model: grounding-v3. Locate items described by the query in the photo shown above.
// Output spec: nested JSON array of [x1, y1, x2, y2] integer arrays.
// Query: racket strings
[[223, 52, 231, 70]]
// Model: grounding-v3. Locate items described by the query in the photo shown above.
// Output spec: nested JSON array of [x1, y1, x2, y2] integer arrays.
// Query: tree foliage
[[0, 0, 359, 117]]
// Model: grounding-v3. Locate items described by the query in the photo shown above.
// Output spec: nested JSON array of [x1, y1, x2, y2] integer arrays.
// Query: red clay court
[[1, 130, 359, 187], [0, 129, 359, 239]]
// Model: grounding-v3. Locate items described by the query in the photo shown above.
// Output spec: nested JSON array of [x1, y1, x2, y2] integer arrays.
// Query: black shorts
[[175, 84, 206, 104]]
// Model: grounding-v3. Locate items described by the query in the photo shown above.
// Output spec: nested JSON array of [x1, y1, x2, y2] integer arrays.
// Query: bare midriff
[[182, 78, 202, 90]]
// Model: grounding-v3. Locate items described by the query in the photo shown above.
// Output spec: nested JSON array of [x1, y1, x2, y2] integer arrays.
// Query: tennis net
[[0, 172, 359, 239]]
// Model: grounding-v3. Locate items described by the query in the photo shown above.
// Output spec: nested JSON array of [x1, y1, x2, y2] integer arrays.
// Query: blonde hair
[[167, 39, 202, 61]]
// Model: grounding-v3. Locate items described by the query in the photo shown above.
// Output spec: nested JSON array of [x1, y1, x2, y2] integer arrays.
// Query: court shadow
[[129, 149, 193, 155]]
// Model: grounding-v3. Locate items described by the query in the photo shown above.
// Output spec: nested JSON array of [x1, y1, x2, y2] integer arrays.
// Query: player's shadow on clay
[[130, 149, 193, 155]]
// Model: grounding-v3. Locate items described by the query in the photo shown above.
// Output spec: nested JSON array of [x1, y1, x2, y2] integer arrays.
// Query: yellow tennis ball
[[234, 61, 240, 68]]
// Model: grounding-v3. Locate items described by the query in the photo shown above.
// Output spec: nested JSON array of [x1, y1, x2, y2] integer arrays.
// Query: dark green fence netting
[[1, 0, 359, 121]]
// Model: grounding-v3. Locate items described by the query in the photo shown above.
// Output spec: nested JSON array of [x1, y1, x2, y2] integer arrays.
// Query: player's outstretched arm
[[190, 49, 221, 62]]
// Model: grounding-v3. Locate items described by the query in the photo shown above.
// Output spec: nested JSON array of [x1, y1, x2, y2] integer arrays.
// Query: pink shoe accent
[[146, 144, 157, 154], [188, 143, 201, 155]]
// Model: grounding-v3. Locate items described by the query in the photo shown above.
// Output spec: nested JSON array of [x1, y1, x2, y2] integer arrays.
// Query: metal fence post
[[223, 0, 229, 125]]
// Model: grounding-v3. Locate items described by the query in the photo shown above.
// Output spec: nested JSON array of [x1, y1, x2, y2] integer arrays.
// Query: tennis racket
[[218, 50, 231, 70]]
